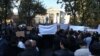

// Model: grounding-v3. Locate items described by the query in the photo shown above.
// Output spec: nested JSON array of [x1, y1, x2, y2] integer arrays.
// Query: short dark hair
[[89, 42, 100, 56], [79, 40, 87, 46], [60, 38, 70, 49]]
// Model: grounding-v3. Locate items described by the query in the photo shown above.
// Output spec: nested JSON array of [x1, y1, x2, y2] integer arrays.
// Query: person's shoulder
[[74, 48, 91, 56], [55, 49, 67, 53], [75, 48, 89, 53], [54, 49, 62, 54], [18, 50, 31, 56], [53, 50, 63, 56], [17, 51, 24, 56], [54, 49, 74, 56]]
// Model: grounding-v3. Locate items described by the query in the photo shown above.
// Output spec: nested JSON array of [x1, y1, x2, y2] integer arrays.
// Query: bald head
[[25, 39, 36, 48]]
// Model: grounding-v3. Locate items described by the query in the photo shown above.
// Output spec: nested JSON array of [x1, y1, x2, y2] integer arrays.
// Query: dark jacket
[[53, 49, 74, 56], [4, 45, 24, 56], [18, 48, 39, 56], [0, 38, 8, 56]]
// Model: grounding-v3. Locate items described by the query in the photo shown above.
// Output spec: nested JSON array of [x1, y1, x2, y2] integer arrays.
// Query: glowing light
[[6, 19, 11, 23], [13, 7, 18, 15]]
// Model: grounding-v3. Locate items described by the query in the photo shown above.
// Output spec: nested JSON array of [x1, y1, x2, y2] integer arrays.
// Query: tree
[[57, 0, 77, 24], [77, 0, 100, 26], [58, 0, 100, 27], [0, 0, 12, 23], [0, 0, 12, 35], [18, 0, 46, 25]]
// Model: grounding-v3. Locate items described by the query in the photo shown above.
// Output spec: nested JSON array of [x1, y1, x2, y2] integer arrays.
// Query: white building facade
[[35, 7, 70, 24]]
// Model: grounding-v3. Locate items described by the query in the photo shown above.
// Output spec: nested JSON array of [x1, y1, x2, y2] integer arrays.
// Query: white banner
[[39, 24, 57, 35], [87, 29, 97, 32], [97, 24, 100, 34], [85, 24, 100, 34], [70, 25, 85, 31], [60, 24, 69, 30]]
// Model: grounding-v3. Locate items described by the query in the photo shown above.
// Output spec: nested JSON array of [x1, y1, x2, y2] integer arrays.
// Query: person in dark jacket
[[0, 36, 8, 56], [53, 38, 74, 56], [18, 39, 39, 56], [89, 42, 100, 56], [4, 37, 23, 56]]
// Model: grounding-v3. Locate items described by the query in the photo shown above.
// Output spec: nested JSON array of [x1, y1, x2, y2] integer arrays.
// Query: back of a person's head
[[60, 38, 70, 49], [79, 40, 87, 47], [25, 39, 36, 49], [86, 32, 91, 37], [31, 28, 38, 34], [56, 29, 64, 35], [89, 42, 100, 56]]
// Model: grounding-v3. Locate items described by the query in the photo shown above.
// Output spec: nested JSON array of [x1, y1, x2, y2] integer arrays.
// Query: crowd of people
[[0, 24, 100, 56]]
